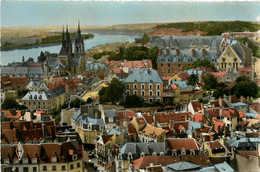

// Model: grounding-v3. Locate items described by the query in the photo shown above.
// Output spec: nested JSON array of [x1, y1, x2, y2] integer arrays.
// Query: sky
[[1, 1, 260, 27]]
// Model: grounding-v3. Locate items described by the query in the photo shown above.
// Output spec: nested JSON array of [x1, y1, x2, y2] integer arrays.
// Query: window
[[140, 152, 145, 157], [33, 167, 37, 172], [157, 91, 160, 96], [181, 148, 186, 155], [15, 167, 19, 172], [134, 84, 137, 89], [190, 149, 195, 155], [88, 125, 92, 130], [160, 152, 164, 156], [149, 98, 153, 103], [4, 158, 9, 164], [43, 166, 47, 171], [14, 158, 19, 164], [172, 149, 177, 156], [23, 167, 29, 172], [168, 64, 170, 67], [141, 84, 145, 89], [149, 84, 152, 89], [152, 152, 157, 156], [77, 162, 80, 168], [109, 117, 113, 123], [52, 166, 56, 171], [52, 157, 57, 162], [128, 152, 133, 160], [178, 64, 181, 67], [23, 158, 28, 164], [149, 91, 153, 96], [126, 90, 130, 96], [62, 165, 66, 171], [133, 90, 137, 95], [32, 158, 37, 163], [73, 154, 78, 160], [70, 164, 74, 170], [141, 91, 145, 96], [157, 84, 160, 90]]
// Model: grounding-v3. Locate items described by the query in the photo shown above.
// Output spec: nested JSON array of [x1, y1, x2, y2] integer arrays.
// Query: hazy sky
[[2, 1, 260, 27]]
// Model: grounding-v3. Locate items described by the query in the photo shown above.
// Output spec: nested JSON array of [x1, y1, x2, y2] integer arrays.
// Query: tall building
[[44, 22, 86, 76]]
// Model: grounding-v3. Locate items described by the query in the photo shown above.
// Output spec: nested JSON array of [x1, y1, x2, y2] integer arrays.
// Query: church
[[44, 21, 86, 76]]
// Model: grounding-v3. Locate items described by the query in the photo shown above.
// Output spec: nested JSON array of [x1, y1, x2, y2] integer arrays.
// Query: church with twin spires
[[44, 21, 86, 76]]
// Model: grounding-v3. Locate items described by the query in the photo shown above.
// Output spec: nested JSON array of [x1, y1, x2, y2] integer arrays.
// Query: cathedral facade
[[44, 22, 86, 76]]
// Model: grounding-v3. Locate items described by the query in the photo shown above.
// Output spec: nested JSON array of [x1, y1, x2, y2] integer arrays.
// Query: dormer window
[[88, 125, 92, 130], [152, 152, 157, 156], [23, 158, 28, 164], [73, 154, 78, 160], [118, 153, 122, 159], [32, 158, 37, 164], [160, 152, 164, 156], [4, 158, 10, 164], [172, 149, 177, 156], [190, 149, 195, 155], [181, 148, 186, 155], [52, 157, 57, 163], [14, 158, 19, 164], [127, 152, 133, 160], [140, 152, 145, 157]]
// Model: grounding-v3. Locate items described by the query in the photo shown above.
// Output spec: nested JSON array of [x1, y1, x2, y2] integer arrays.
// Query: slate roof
[[1, 66, 44, 78], [167, 138, 200, 151], [86, 62, 107, 71], [171, 81, 188, 88], [150, 35, 223, 49], [22, 86, 65, 101], [27, 80, 41, 88], [104, 109, 117, 118], [68, 57, 81, 67], [166, 161, 201, 171], [226, 137, 260, 148], [107, 128, 125, 136], [124, 68, 163, 83], [157, 49, 218, 64]]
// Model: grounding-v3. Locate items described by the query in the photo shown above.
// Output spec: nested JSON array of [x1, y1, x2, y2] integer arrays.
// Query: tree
[[124, 95, 144, 108], [99, 78, 125, 104], [233, 80, 258, 98], [70, 98, 86, 108], [202, 74, 218, 90], [213, 82, 231, 98], [1, 98, 18, 110], [148, 47, 159, 69], [187, 74, 199, 86], [184, 59, 216, 71], [133, 51, 147, 60], [37, 51, 46, 62], [135, 33, 150, 44]]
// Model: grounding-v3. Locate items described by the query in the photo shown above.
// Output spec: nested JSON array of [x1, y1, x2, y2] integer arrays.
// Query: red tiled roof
[[195, 126, 211, 134], [139, 125, 165, 137], [104, 61, 122, 68], [102, 135, 114, 144], [109, 67, 125, 74], [123, 61, 146, 68], [180, 155, 210, 167], [191, 101, 202, 112], [237, 150, 259, 158], [207, 109, 220, 118], [143, 114, 154, 124], [238, 111, 246, 118], [237, 121, 249, 127], [163, 77, 171, 81], [177, 72, 190, 81], [126, 110, 135, 122], [194, 67, 213, 72], [28, 63, 42, 67], [214, 121, 225, 133], [146, 60, 153, 68], [210, 101, 220, 108], [238, 67, 253, 72], [228, 95, 240, 103], [222, 108, 238, 118], [10, 77, 29, 87], [191, 113, 207, 123], [82, 71, 91, 78], [155, 113, 187, 123], [168, 138, 200, 151], [251, 103, 260, 113], [208, 141, 224, 150], [209, 71, 228, 78], [1, 110, 22, 119], [132, 156, 180, 169], [128, 123, 137, 135]]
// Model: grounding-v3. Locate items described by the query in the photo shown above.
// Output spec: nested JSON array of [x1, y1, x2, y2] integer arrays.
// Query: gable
[[219, 45, 241, 63]]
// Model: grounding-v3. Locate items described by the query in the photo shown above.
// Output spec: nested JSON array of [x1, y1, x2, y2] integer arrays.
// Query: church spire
[[78, 20, 80, 32], [62, 25, 65, 42]]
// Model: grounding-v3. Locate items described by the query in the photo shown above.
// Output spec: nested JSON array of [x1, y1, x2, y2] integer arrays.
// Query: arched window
[[181, 148, 186, 155], [149, 91, 153, 96], [140, 152, 145, 157], [141, 91, 145, 96], [172, 149, 177, 156]]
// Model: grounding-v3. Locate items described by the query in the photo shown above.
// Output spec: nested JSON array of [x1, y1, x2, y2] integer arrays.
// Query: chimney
[[240, 96, 244, 103], [202, 49, 206, 57], [42, 123, 47, 139], [218, 98, 223, 109], [191, 48, 195, 57], [175, 48, 179, 56], [158, 48, 162, 56], [166, 47, 169, 57]]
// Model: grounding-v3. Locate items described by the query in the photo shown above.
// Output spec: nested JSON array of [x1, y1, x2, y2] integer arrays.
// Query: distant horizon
[[2, 20, 259, 28], [2, 1, 260, 27]]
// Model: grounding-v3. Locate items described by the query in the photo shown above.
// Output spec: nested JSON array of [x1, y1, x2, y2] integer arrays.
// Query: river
[[1, 32, 140, 65]]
